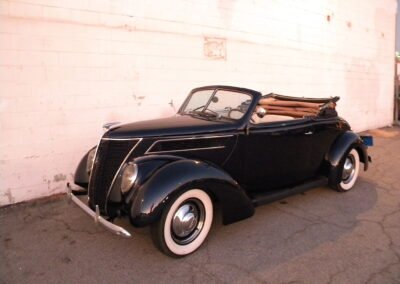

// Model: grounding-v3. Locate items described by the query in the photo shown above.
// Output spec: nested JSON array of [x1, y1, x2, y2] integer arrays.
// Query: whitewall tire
[[151, 189, 213, 257], [331, 148, 361, 192]]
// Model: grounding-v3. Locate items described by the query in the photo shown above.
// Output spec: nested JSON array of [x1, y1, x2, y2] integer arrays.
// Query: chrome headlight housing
[[121, 162, 138, 193], [86, 147, 96, 175]]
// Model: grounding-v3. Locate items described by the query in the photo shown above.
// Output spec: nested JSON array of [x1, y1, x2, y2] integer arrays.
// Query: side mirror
[[256, 107, 266, 118]]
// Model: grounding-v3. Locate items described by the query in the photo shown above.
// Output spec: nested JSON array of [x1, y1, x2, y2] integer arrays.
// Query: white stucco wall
[[0, 0, 397, 205]]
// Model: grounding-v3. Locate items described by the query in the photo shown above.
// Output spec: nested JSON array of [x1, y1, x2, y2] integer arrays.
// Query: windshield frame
[[178, 86, 260, 124]]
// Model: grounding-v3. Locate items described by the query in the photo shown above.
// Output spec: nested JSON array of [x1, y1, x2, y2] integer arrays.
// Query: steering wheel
[[228, 108, 245, 119], [191, 105, 220, 117]]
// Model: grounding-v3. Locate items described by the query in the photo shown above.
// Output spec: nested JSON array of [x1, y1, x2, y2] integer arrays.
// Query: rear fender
[[129, 159, 254, 227], [326, 131, 369, 183]]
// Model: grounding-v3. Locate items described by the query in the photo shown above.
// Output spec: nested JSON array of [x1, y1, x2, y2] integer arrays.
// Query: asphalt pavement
[[1, 127, 400, 283]]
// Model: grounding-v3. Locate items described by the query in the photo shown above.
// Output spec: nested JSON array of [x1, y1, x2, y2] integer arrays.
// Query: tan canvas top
[[258, 94, 339, 118]]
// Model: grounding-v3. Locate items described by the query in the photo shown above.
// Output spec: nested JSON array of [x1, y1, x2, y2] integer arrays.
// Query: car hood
[[104, 115, 239, 139]]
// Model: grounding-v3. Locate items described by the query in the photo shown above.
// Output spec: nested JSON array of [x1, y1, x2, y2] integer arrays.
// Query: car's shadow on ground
[[105, 178, 377, 281], [192, 178, 378, 280], [0, 178, 378, 283]]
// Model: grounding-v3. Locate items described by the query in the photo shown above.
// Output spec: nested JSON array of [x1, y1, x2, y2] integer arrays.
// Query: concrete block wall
[[0, 0, 397, 205]]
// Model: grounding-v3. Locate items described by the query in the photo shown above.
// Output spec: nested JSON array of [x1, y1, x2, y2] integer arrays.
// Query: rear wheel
[[330, 148, 360, 192], [151, 189, 213, 257]]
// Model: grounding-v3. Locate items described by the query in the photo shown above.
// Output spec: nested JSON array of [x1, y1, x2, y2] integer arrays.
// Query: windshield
[[180, 89, 252, 120]]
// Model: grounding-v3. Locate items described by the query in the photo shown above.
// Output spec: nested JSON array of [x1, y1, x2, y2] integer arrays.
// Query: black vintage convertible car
[[67, 85, 372, 257]]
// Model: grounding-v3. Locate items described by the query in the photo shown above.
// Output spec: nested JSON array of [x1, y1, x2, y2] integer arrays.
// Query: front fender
[[73, 146, 96, 188], [129, 159, 254, 227], [106, 155, 184, 217]]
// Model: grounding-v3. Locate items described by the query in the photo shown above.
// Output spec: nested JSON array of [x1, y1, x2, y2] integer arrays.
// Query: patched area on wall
[[203, 37, 226, 60]]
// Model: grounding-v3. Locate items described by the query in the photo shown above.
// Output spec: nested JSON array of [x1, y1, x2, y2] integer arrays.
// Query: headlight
[[86, 148, 96, 175], [121, 162, 138, 193]]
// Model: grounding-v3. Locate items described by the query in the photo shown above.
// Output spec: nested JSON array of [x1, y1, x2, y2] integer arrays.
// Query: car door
[[243, 119, 317, 192]]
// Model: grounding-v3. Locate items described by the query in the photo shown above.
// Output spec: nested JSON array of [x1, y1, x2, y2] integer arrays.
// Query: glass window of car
[[181, 89, 252, 120], [183, 90, 214, 113]]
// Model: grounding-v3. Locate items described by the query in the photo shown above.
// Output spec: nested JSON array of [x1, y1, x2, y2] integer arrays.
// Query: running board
[[251, 177, 328, 207]]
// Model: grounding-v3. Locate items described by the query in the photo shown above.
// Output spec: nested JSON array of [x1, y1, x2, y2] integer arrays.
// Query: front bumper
[[66, 183, 131, 238]]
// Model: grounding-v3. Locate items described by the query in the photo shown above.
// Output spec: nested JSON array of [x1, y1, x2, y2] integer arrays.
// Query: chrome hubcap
[[171, 199, 205, 245], [172, 204, 198, 237], [342, 154, 355, 184]]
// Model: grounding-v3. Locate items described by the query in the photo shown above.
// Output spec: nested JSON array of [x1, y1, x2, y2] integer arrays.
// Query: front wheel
[[151, 189, 213, 257], [329, 148, 360, 192]]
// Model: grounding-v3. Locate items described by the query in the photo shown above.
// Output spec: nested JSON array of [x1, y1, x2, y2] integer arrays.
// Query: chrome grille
[[88, 139, 138, 211]]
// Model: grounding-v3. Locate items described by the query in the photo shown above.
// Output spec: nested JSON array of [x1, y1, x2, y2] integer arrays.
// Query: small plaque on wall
[[204, 37, 226, 60]]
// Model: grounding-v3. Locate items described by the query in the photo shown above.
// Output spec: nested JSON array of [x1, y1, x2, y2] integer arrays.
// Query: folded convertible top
[[258, 93, 339, 118]]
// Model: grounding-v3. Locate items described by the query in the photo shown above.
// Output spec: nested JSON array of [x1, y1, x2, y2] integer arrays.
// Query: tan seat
[[251, 114, 294, 124]]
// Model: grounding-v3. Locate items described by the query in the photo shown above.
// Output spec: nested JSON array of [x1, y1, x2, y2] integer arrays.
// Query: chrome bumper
[[66, 183, 131, 238]]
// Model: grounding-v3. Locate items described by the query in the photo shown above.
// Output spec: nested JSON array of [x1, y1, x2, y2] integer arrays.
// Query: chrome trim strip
[[147, 146, 226, 154], [101, 137, 141, 141], [66, 184, 131, 238], [145, 135, 233, 155], [105, 138, 143, 213], [150, 134, 235, 141], [87, 133, 106, 201]]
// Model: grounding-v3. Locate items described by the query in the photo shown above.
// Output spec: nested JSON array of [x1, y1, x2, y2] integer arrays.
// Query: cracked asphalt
[[1, 127, 400, 283]]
